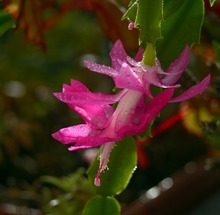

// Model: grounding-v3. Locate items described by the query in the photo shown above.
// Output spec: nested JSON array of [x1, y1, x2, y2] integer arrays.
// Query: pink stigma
[[94, 177, 101, 187]]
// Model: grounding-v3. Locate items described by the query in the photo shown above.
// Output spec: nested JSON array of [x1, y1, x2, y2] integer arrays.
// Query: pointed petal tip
[[83, 60, 94, 70], [182, 44, 190, 60], [51, 130, 74, 145], [113, 39, 123, 47], [51, 131, 66, 144], [169, 74, 211, 103], [51, 132, 59, 141], [185, 44, 190, 59], [53, 92, 62, 100], [83, 60, 90, 67], [185, 44, 190, 51], [206, 73, 211, 82], [84, 60, 117, 77], [183, 44, 190, 56]]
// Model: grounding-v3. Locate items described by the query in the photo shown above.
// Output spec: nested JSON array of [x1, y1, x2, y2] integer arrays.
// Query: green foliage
[[123, 0, 163, 45], [0, 10, 14, 37], [41, 168, 93, 193], [0, 1, 218, 214], [124, 0, 205, 68], [82, 195, 120, 215], [41, 169, 94, 215], [157, 0, 204, 68], [87, 137, 137, 196]]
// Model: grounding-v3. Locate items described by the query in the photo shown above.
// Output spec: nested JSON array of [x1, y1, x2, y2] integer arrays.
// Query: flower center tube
[[94, 89, 143, 186]]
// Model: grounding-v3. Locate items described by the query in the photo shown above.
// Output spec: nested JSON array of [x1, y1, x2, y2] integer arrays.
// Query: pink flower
[[52, 40, 210, 186], [84, 40, 210, 101]]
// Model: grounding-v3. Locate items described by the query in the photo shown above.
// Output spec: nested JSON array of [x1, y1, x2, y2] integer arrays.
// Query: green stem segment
[[142, 43, 156, 66]]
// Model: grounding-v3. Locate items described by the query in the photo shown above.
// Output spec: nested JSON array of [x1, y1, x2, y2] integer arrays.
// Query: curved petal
[[143, 69, 180, 89], [52, 124, 94, 144], [115, 94, 146, 135], [84, 61, 117, 77], [69, 104, 114, 129], [169, 74, 211, 103], [110, 40, 128, 70], [62, 79, 90, 93], [134, 48, 144, 62], [127, 56, 140, 67], [53, 90, 125, 105], [52, 124, 120, 150], [114, 88, 174, 136], [162, 45, 190, 85], [138, 88, 175, 133], [69, 135, 120, 151], [113, 91, 144, 132], [114, 63, 145, 92]]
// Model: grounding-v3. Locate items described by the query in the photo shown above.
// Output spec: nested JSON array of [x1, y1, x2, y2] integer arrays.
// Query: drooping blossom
[[52, 40, 210, 186]]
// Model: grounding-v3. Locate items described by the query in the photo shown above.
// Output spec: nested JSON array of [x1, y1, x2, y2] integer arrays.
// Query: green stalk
[[142, 43, 156, 66]]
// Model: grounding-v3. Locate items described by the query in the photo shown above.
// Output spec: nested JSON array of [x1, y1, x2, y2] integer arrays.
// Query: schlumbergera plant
[[51, 0, 214, 214]]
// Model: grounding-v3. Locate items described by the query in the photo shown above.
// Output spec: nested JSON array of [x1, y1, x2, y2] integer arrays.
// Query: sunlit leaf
[[0, 10, 14, 37], [87, 137, 137, 196], [82, 195, 120, 215], [123, 0, 163, 45], [157, 0, 204, 68]]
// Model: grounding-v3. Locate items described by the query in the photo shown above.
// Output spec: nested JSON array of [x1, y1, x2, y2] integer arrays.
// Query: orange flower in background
[[4, 0, 138, 52], [4, 0, 52, 50]]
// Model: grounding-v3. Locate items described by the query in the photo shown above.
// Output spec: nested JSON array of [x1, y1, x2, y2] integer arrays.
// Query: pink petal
[[69, 136, 119, 151], [114, 63, 145, 92], [162, 45, 190, 85], [169, 74, 211, 103], [52, 124, 93, 144], [143, 68, 180, 89], [69, 104, 114, 129], [52, 124, 117, 149], [110, 40, 128, 70], [53, 90, 124, 105], [138, 88, 175, 132], [114, 89, 174, 136], [62, 80, 90, 93], [84, 61, 117, 77], [134, 48, 144, 62], [115, 94, 146, 135], [52, 123, 122, 150], [126, 56, 139, 67], [156, 58, 161, 68]]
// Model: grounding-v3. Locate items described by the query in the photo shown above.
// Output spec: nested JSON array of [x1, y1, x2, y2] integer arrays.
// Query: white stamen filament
[[94, 142, 115, 186]]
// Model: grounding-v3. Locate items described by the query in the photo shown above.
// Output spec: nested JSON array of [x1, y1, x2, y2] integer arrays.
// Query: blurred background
[[0, 0, 220, 215]]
